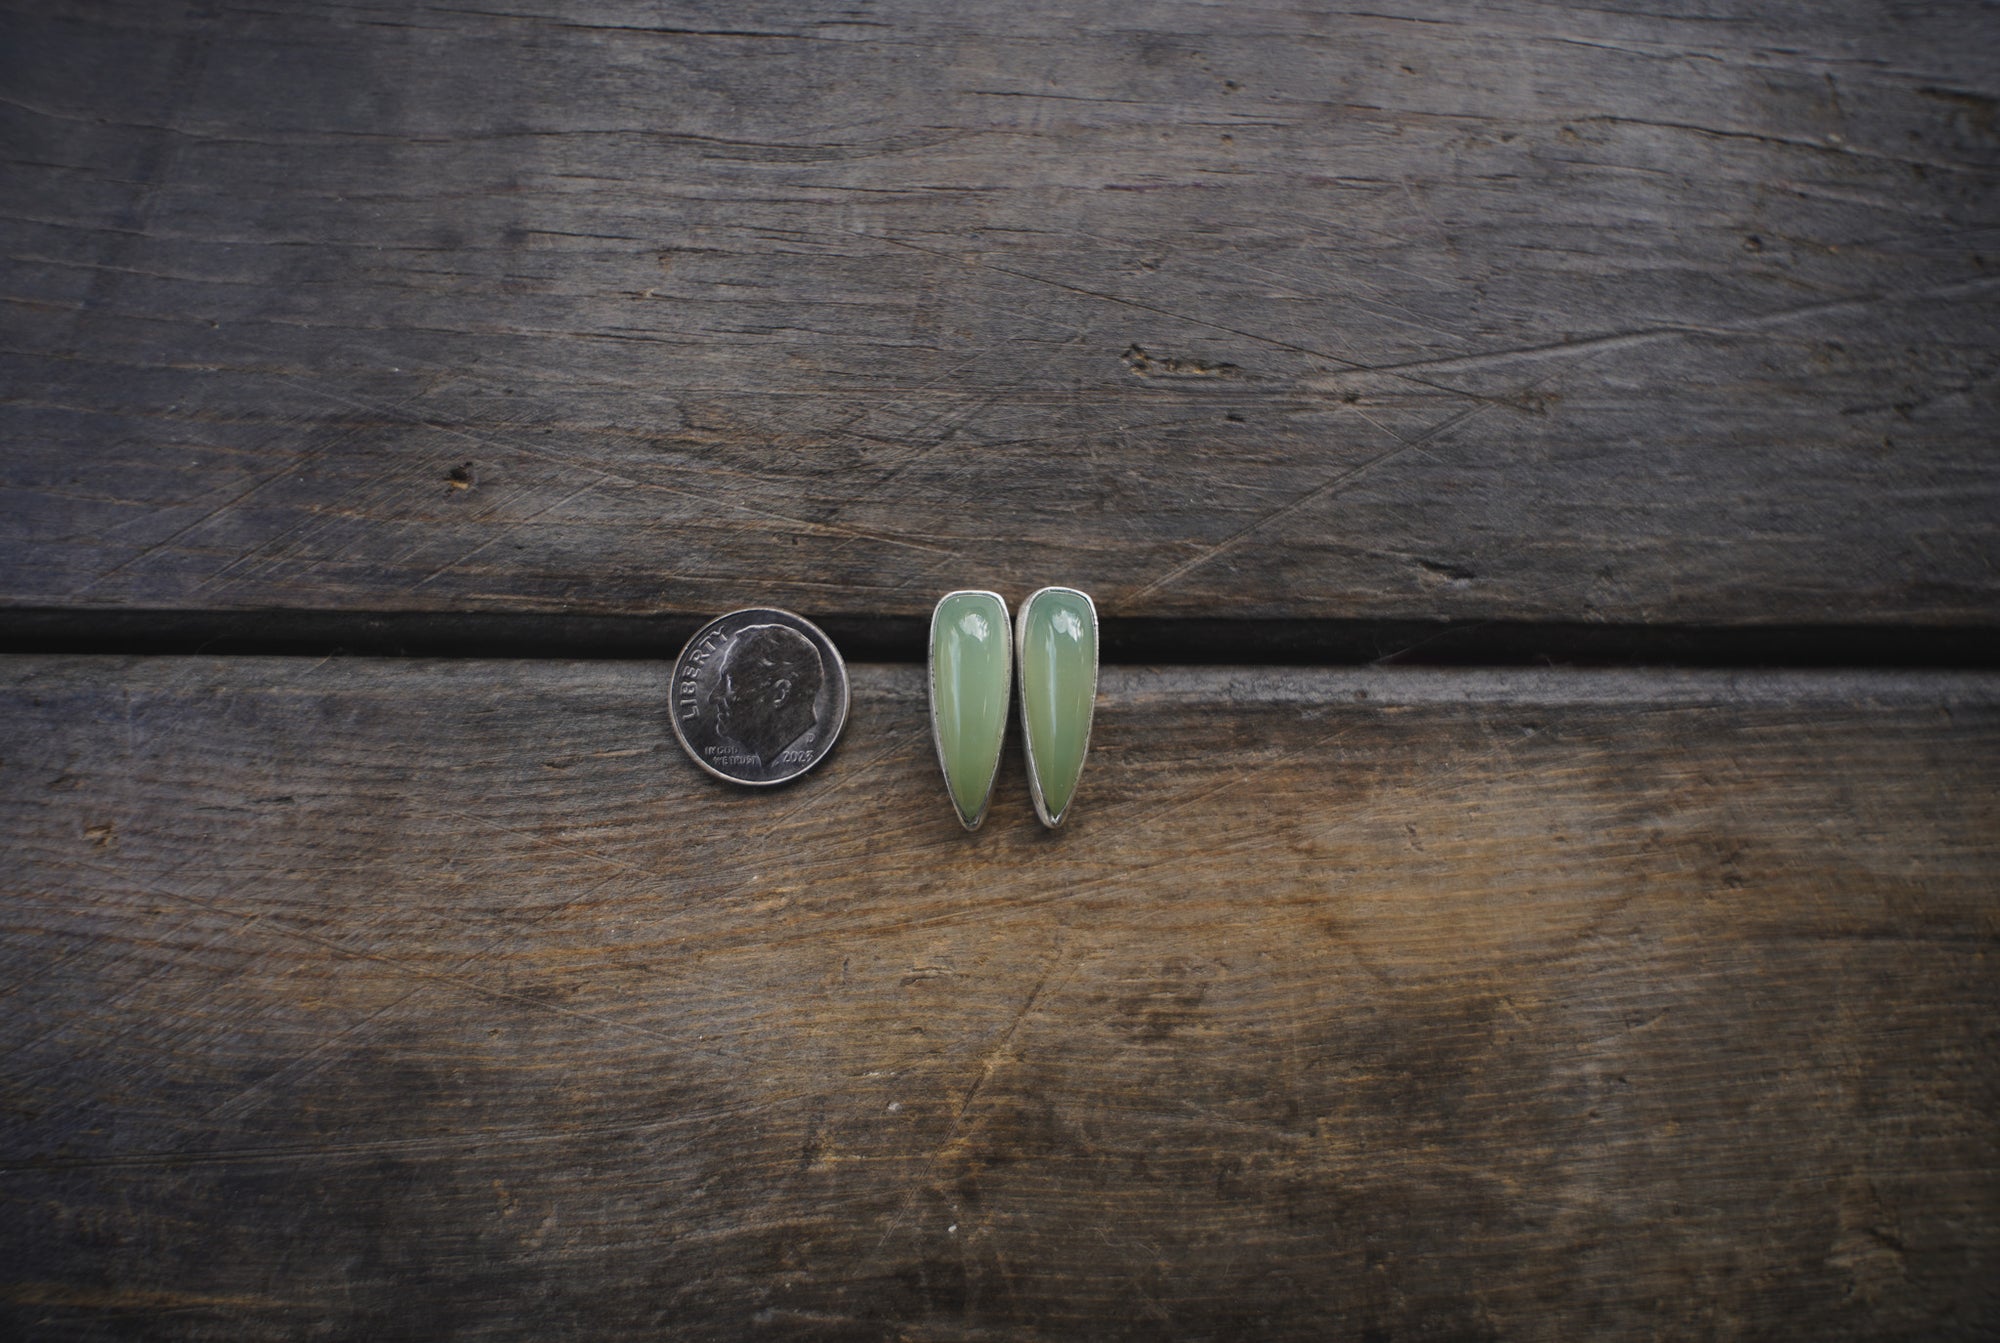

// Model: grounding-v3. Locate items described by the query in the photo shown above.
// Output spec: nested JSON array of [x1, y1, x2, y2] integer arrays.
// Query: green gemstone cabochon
[[1018, 588, 1097, 824], [930, 591, 1011, 826]]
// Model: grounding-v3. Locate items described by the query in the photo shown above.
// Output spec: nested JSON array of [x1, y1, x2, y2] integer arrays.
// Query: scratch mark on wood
[[1305, 275, 2000, 388], [64, 859, 742, 1060], [1123, 396, 1500, 602]]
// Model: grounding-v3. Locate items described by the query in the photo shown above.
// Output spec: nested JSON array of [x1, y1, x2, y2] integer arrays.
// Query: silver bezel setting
[[1014, 586, 1098, 830], [928, 590, 1011, 831]]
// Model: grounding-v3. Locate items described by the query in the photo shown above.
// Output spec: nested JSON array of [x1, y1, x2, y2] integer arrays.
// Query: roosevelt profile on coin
[[714, 622, 824, 765], [669, 607, 850, 786]]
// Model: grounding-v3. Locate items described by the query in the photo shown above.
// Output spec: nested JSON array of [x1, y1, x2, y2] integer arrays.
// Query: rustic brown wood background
[[3, 1, 1997, 1339]]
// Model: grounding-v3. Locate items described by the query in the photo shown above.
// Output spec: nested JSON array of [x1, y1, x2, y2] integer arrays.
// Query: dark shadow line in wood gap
[[0, 609, 1996, 670]]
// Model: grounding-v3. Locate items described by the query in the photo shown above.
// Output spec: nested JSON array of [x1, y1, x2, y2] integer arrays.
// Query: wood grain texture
[[2, 656, 1995, 1339], [4, 0, 1998, 625]]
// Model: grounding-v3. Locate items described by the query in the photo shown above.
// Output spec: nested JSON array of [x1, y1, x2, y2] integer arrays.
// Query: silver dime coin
[[669, 608, 850, 786]]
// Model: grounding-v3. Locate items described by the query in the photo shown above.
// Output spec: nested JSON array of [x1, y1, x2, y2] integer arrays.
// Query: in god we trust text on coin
[[669, 608, 850, 786]]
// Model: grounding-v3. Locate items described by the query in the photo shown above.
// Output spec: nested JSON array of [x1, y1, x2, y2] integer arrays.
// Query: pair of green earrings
[[928, 586, 1099, 830]]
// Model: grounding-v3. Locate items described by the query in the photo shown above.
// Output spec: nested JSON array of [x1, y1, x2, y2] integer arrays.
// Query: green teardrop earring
[[1016, 586, 1098, 829], [929, 590, 1012, 830]]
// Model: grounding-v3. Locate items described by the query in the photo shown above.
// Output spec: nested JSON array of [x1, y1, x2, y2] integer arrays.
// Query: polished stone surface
[[1018, 587, 1097, 827], [930, 591, 1011, 828]]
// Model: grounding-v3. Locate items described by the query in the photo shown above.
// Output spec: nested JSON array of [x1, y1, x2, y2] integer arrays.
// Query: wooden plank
[[2, 656, 1994, 1339], [4, 1, 1996, 625]]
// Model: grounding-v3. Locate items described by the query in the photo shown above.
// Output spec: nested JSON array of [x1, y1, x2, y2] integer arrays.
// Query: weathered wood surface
[[2, 656, 1995, 1339], [5, 1, 1998, 625]]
